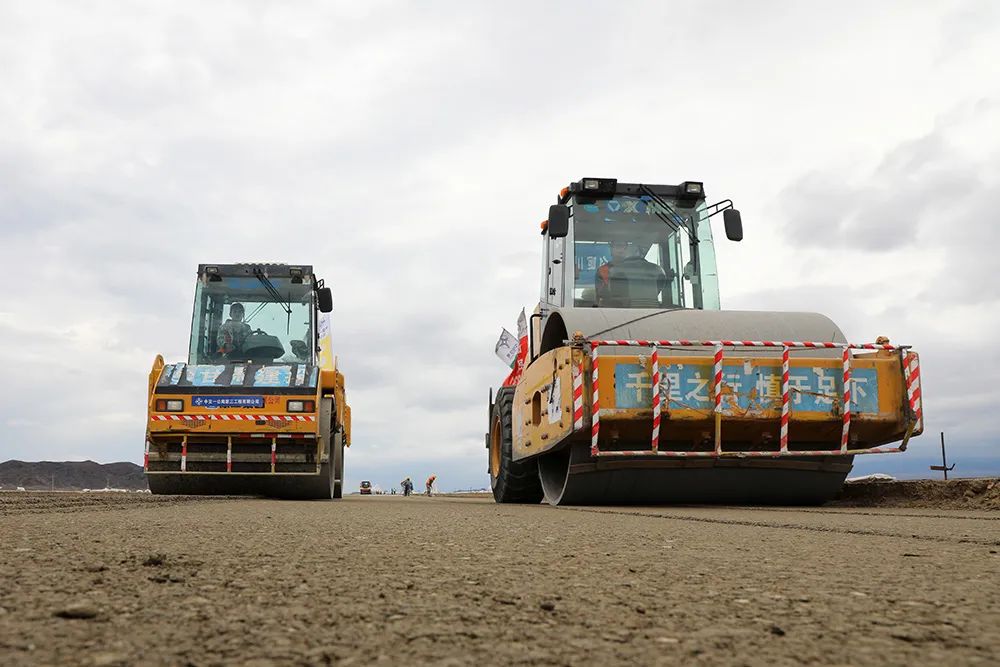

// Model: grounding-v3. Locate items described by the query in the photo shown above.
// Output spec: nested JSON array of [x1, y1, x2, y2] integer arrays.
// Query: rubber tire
[[332, 429, 344, 499], [301, 460, 335, 500], [489, 387, 543, 504]]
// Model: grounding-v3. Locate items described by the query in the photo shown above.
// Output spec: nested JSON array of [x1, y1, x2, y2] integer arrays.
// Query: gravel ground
[[1, 493, 998, 666]]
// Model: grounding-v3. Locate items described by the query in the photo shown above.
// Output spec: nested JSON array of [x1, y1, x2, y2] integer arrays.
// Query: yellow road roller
[[145, 263, 350, 499], [488, 178, 923, 505]]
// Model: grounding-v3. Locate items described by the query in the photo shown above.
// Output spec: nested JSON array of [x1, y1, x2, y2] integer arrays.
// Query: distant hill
[[0, 460, 147, 491]]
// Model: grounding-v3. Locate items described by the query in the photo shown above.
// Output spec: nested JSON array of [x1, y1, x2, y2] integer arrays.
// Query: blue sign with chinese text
[[191, 395, 265, 409], [158, 363, 317, 388], [613, 363, 879, 414], [253, 365, 292, 387]]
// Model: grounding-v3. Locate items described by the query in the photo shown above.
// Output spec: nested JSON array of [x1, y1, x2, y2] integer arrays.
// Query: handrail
[[580, 339, 921, 459]]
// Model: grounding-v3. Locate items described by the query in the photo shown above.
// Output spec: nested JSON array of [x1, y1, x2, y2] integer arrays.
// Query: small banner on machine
[[318, 312, 335, 370], [501, 309, 529, 387], [495, 328, 519, 368]]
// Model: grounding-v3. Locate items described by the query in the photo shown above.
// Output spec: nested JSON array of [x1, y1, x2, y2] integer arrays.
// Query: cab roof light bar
[[560, 178, 706, 203]]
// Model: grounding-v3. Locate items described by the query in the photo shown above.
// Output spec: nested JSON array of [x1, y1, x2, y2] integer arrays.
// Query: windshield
[[188, 276, 315, 365], [571, 195, 717, 309]]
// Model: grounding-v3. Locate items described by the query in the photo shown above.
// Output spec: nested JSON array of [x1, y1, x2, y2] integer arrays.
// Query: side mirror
[[317, 287, 333, 313], [547, 205, 569, 238], [723, 209, 743, 242]]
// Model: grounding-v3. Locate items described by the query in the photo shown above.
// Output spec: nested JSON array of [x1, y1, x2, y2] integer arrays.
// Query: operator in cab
[[596, 240, 669, 307], [595, 240, 630, 307], [217, 302, 252, 357]]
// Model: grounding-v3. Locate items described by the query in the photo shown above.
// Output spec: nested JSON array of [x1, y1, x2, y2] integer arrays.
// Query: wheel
[[314, 460, 336, 500], [279, 396, 335, 500], [489, 387, 543, 503], [332, 429, 344, 499]]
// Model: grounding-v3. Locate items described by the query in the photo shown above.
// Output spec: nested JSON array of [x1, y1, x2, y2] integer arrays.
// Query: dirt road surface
[[2, 493, 998, 666]]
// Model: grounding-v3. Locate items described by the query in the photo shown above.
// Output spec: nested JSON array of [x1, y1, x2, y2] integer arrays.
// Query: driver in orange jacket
[[595, 240, 630, 306], [217, 303, 252, 356]]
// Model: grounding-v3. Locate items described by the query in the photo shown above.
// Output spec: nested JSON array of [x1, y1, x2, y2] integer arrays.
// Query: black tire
[[332, 429, 344, 499], [489, 387, 543, 503], [294, 461, 335, 500]]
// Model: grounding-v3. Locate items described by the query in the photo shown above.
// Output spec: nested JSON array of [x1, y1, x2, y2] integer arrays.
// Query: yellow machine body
[[143, 263, 350, 498]]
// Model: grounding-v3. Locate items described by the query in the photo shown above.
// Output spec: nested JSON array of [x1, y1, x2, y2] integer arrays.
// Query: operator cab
[[543, 178, 742, 311], [188, 263, 333, 365]]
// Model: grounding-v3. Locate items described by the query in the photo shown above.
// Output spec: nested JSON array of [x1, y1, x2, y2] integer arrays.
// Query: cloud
[[1, 1, 999, 489], [734, 99, 1000, 469], [780, 116, 998, 262]]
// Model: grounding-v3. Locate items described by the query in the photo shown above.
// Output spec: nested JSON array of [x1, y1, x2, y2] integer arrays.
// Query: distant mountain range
[[0, 460, 147, 491]]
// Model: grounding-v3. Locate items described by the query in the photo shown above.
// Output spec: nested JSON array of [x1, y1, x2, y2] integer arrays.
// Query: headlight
[[287, 400, 315, 413], [577, 177, 617, 196], [155, 399, 184, 412]]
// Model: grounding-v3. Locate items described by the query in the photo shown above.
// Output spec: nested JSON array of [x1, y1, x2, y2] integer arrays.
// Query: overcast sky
[[1, 1, 998, 490]]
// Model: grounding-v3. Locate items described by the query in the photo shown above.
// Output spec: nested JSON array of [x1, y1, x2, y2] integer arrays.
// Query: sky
[[1, 0, 998, 491]]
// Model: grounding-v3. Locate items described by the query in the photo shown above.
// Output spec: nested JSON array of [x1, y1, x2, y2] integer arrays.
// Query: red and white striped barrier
[[143, 440, 150, 471], [152, 434, 317, 474], [713, 344, 724, 455], [572, 361, 585, 432], [780, 346, 790, 452], [904, 352, 923, 431], [589, 446, 905, 458], [588, 339, 900, 350], [150, 414, 316, 422], [650, 348, 660, 451], [841, 348, 852, 452], [590, 344, 601, 457], [584, 339, 917, 459]]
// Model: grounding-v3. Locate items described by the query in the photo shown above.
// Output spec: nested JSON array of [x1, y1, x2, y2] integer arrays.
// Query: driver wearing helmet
[[217, 303, 252, 356]]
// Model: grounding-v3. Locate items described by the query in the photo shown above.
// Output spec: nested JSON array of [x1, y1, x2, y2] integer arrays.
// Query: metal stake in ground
[[929, 431, 956, 480]]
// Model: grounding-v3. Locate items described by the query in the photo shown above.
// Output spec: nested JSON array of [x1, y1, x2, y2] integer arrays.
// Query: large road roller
[[145, 263, 350, 499], [488, 178, 923, 505]]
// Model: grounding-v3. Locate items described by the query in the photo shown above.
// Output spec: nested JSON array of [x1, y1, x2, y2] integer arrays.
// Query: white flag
[[495, 328, 518, 368]]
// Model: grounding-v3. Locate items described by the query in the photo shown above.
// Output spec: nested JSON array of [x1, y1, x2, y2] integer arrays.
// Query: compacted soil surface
[[1, 492, 998, 666], [834, 477, 1000, 510]]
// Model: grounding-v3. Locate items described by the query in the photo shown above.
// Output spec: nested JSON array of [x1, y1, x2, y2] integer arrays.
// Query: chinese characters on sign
[[254, 365, 293, 387], [159, 363, 317, 388], [191, 396, 266, 409], [614, 362, 878, 413]]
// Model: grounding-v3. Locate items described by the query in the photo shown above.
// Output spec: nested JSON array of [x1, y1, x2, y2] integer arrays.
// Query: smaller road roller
[[145, 263, 350, 499], [488, 178, 923, 506]]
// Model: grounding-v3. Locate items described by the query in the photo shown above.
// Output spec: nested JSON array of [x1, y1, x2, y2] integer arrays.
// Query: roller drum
[[534, 307, 855, 506], [539, 443, 853, 506], [146, 466, 335, 499]]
